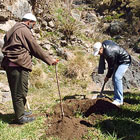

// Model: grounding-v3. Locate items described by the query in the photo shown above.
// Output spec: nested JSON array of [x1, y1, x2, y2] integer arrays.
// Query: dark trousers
[[6, 67, 29, 119]]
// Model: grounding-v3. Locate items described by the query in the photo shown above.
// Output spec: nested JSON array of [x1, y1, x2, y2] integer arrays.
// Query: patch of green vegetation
[[77, 33, 93, 42], [50, 5, 83, 42], [0, 116, 46, 140], [77, 6, 85, 11], [83, 129, 122, 140], [0, 29, 5, 34], [104, 13, 125, 22], [75, 110, 83, 118], [44, 31, 60, 42], [32, 58, 38, 65]]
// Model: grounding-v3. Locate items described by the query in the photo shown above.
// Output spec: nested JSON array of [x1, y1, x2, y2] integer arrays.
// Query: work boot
[[17, 116, 35, 124], [24, 110, 32, 116]]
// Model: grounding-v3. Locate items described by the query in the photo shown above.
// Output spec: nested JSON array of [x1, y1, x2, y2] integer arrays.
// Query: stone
[[48, 21, 55, 28], [71, 9, 81, 21], [2, 91, 11, 102], [56, 47, 75, 60], [48, 50, 54, 55], [0, 11, 9, 21], [4, 0, 32, 19], [0, 82, 10, 92], [60, 40, 67, 47], [85, 12, 98, 23], [0, 20, 16, 32], [41, 21, 47, 29], [43, 44, 52, 50], [64, 51, 75, 60], [108, 21, 124, 36], [0, 82, 11, 103]]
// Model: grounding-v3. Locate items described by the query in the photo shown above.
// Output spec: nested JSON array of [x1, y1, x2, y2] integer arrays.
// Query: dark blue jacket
[[99, 40, 131, 78]]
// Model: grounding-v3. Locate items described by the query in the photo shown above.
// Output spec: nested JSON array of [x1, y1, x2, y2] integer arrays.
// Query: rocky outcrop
[[1, 0, 32, 19], [0, 0, 32, 38], [0, 20, 16, 32], [107, 21, 125, 36], [0, 82, 11, 103]]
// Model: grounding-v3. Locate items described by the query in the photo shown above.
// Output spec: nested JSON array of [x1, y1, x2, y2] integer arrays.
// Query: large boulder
[[0, 20, 16, 32], [0, 11, 10, 21], [3, 0, 32, 19], [107, 21, 124, 36]]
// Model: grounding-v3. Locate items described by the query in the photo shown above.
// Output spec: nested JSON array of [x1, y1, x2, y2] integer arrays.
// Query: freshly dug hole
[[46, 98, 120, 140], [53, 98, 119, 117]]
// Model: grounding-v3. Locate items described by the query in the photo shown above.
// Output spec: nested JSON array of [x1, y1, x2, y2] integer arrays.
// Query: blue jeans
[[112, 64, 129, 104]]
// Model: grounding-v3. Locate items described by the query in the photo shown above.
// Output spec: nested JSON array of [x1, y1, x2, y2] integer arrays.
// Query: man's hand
[[52, 59, 59, 65], [104, 77, 109, 83]]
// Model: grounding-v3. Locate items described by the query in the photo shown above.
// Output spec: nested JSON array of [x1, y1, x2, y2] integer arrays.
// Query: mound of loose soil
[[46, 98, 120, 140], [46, 116, 89, 140]]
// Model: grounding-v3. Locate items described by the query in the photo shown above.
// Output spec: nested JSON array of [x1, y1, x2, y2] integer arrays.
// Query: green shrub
[[54, 7, 80, 41], [104, 13, 125, 22]]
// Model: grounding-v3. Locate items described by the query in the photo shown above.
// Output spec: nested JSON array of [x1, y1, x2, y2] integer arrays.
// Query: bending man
[[93, 40, 131, 106]]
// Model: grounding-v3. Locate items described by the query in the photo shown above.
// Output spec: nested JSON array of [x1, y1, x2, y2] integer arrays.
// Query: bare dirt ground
[[46, 98, 120, 140]]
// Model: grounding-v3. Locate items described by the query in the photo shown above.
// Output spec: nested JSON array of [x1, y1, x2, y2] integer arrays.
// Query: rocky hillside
[[0, 0, 140, 102]]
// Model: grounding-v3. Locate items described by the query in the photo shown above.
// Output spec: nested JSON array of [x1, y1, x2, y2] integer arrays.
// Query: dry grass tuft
[[64, 52, 95, 79], [30, 63, 47, 88]]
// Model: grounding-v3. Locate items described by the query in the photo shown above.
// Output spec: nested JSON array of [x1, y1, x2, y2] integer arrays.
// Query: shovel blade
[[92, 94, 105, 99], [91, 94, 98, 99]]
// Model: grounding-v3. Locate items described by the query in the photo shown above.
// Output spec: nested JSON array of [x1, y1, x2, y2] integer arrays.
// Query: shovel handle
[[100, 81, 106, 96], [55, 65, 64, 119]]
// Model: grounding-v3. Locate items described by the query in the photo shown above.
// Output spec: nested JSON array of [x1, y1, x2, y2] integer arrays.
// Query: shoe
[[17, 116, 35, 124], [112, 100, 123, 106], [24, 110, 32, 116]]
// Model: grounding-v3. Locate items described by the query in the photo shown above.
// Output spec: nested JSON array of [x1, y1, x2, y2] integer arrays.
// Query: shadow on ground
[[0, 113, 14, 123], [94, 92, 140, 140], [91, 90, 114, 96], [124, 91, 140, 105], [63, 94, 86, 100], [94, 119, 140, 140]]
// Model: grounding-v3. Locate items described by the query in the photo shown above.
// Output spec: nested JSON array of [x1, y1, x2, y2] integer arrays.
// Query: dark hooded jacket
[[100, 40, 131, 78], [1, 22, 54, 71]]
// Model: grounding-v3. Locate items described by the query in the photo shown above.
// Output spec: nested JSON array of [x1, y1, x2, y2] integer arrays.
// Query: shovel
[[55, 65, 64, 119], [26, 99, 31, 111], [92, 81, 106, 99]]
